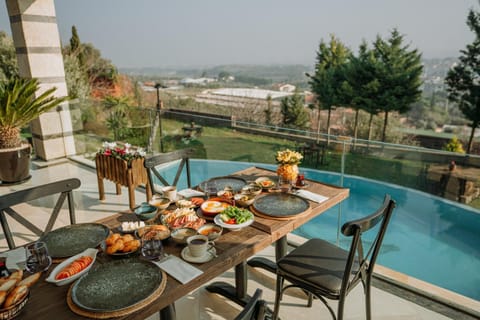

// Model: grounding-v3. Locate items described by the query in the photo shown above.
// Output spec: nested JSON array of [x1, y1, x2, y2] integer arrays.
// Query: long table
[[13, 166, 349, 319]]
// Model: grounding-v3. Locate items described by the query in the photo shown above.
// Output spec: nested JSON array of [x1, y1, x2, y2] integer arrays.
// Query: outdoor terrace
[[1, 158, 478, 320]]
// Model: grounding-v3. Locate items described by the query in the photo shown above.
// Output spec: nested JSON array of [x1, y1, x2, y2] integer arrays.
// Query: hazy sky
[[0, 0, 477, 68]]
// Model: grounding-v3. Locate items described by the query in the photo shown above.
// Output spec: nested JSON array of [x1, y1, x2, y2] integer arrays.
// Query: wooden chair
[[234, 289, 268, 320], [144, 148, 194, 195], [272, 195, 396, 320], [0, 178, 81, 250]]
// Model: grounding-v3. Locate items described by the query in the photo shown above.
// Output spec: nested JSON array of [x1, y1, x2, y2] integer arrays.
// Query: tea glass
[[25, 241, 52, 273], [141, 231, 164, 260]]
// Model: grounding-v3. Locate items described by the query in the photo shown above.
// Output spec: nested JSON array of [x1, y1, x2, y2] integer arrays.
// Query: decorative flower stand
[[95, 154, 152, 210]]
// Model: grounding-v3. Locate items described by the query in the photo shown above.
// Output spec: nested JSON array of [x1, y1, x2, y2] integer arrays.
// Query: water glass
[[141, 232, 164, 260], [278, 176, 292, 193], [25, 241, 52, 273]]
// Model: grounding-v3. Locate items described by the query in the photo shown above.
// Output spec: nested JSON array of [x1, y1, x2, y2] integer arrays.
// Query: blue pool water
[[160, 159, 480, 300]]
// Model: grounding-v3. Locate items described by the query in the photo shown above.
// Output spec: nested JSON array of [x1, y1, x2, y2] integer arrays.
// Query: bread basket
[[0, 289, 29, 320]]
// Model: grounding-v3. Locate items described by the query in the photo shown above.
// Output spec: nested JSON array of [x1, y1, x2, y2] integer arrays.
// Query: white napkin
[[178, 188, 205, 198], [154, 255, 203, 284], [0, 247, 26, 270], [295, 190, 329, 203]]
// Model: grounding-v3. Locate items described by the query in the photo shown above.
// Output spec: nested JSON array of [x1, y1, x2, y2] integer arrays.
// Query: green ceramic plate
[[252, 193, 310, 218], [40, 223, 109, 258], [71, 258, 163, 312], [199, 176, 247, 193]]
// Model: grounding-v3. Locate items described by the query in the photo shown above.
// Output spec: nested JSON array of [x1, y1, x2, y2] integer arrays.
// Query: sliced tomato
[[226, 218, 236, 224]]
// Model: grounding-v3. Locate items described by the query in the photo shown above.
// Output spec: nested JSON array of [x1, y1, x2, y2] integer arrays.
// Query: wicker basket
[[0, 290, 29, 320]]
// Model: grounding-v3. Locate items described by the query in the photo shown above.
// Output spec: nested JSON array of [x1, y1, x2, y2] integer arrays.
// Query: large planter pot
[[0, 144, 32, 185]]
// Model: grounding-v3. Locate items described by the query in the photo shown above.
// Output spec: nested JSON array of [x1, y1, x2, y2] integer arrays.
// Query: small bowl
[[255, 177, 276, 189], [149, 196, 171, 210], [242, 184, 262, 195], [170, 227, 197, 244], [234, 193, 255, 207], [197, 223, 223, 241], [134, 203, 158, 221]]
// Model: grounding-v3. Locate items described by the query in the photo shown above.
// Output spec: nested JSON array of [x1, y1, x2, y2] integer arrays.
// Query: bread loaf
[[0, 280, 17, 293], [0, 291, 7, 306], [17, 272, 41, 288], [3, 285, 27, 308]]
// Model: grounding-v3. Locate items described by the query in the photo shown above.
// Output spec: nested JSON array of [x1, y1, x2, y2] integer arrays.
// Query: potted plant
[[0, 78, 68, 184]]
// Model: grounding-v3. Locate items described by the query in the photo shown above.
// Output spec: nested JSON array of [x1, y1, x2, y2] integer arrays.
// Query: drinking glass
[[25, 241, 52, 273], [278, 176, 292, 193], [141, 231, 164, 260]]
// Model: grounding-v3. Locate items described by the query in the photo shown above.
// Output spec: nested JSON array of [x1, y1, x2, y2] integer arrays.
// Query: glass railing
[[68, 100, 480, 210]]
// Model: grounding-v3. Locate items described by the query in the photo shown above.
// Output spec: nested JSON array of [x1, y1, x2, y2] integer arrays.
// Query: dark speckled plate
[[252, 193, 310, 218], [199, 176, 247, 193], [71, 258, 163, 312], [39, 223, 110, 258]]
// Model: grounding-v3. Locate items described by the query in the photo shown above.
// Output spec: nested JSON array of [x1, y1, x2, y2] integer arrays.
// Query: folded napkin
[[154, 255, 203, 284], [178, 188, 205, 198], [295, 190, 328, 203], [0, 247, 26, 270]]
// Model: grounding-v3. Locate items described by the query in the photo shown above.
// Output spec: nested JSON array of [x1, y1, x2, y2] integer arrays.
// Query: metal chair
[[144, 148, 194, 194], [234, 289, 268, 320], [272, 195, 396, 320], [0, 178, 81, 250]]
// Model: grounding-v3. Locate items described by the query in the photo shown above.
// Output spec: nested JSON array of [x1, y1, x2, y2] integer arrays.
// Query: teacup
[[186, 235, 212, 258], [161, 186, 177, 201]]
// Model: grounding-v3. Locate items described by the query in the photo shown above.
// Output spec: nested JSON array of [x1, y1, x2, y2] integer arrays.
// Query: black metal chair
[[0, 178, 81, 250], [144, 148, 194, 195], [272, 195, 396, 320], [234, 289, 268, 320]]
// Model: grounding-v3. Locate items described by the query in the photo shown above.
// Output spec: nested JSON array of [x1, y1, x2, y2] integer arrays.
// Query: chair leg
[[272, 276, 284, 320], [365, 279, 372, 320], [337, 294, 346, 320]]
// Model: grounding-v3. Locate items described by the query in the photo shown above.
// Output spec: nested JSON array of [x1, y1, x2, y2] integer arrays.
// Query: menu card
[[154, 255, 203, 284], [295, 190, 328, 203]]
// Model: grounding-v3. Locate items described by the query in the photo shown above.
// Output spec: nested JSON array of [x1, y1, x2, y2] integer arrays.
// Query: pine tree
[[280, 91, 309, 129], [373, 29, 423, 142], [445, 8, 480, 154]]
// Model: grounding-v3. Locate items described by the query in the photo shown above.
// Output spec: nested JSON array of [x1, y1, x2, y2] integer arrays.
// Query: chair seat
[[277, 238, 357, 299]]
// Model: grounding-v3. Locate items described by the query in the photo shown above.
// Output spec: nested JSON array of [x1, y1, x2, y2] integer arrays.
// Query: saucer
[[181, 246, 216, 263]]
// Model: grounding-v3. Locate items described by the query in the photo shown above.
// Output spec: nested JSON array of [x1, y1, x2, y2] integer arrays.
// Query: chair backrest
[[0, 178, 81, 249], [340, 194, 396, 295], [144, 148, 194, 194], [234, 289, 267, 320]]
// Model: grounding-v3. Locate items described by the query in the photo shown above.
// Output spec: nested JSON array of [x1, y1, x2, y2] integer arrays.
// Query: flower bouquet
[[275, 149, 302, 182]]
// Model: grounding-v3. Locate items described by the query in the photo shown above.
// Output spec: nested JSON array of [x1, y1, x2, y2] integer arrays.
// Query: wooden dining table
[[12, 166, 348, 320]]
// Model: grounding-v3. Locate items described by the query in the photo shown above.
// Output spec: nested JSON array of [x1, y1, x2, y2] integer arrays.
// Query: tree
[[69, 25, 84, 66], [308, 35, 350, 144], [373, 29, 423, 142], [0, 31, 18, 81], [445, 8, 480, 154], [280, 91, 309, 129], [104, 95, 130, 140], [341, 41, 381, 142]]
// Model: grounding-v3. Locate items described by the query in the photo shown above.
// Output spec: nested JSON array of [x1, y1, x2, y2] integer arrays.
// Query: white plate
[[45, 248, 98, 286], [181, 247, 216, 264], [200, 200, 230, 215], [213, 214, 254, 231]]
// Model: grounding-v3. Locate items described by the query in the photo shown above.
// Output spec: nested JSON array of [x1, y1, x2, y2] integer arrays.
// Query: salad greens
[[219, 206, 253, 224]]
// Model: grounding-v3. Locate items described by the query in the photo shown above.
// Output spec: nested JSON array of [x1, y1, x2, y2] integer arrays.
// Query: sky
[[0, 0, 477, 68]]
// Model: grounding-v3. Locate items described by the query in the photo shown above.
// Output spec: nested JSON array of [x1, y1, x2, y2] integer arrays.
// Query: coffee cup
[[186, 235, 211, 258], [161, 186, 177, 201]]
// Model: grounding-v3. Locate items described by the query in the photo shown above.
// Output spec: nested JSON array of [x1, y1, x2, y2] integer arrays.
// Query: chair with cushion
[[272, 194, 396, 320], [144, 148, 194, 195], [234, 288, 268, 320], [0, 178, 81, 250]]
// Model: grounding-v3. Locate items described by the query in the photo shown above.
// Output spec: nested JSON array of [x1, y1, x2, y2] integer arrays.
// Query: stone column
[[6, 0, 75, 160]]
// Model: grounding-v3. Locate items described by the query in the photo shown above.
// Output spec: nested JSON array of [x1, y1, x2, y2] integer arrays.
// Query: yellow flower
[[275, 149, 302, 165]]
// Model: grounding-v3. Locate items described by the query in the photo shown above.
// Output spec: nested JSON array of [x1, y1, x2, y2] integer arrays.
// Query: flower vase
[[276, 164, 299, 185]]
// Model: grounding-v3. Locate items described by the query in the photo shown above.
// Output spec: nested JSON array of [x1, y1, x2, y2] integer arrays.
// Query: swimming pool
[[159, 159, 480, 301]]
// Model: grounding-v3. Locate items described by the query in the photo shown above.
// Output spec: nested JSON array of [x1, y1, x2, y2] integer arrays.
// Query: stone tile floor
[[0, 159, 476, 319]]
